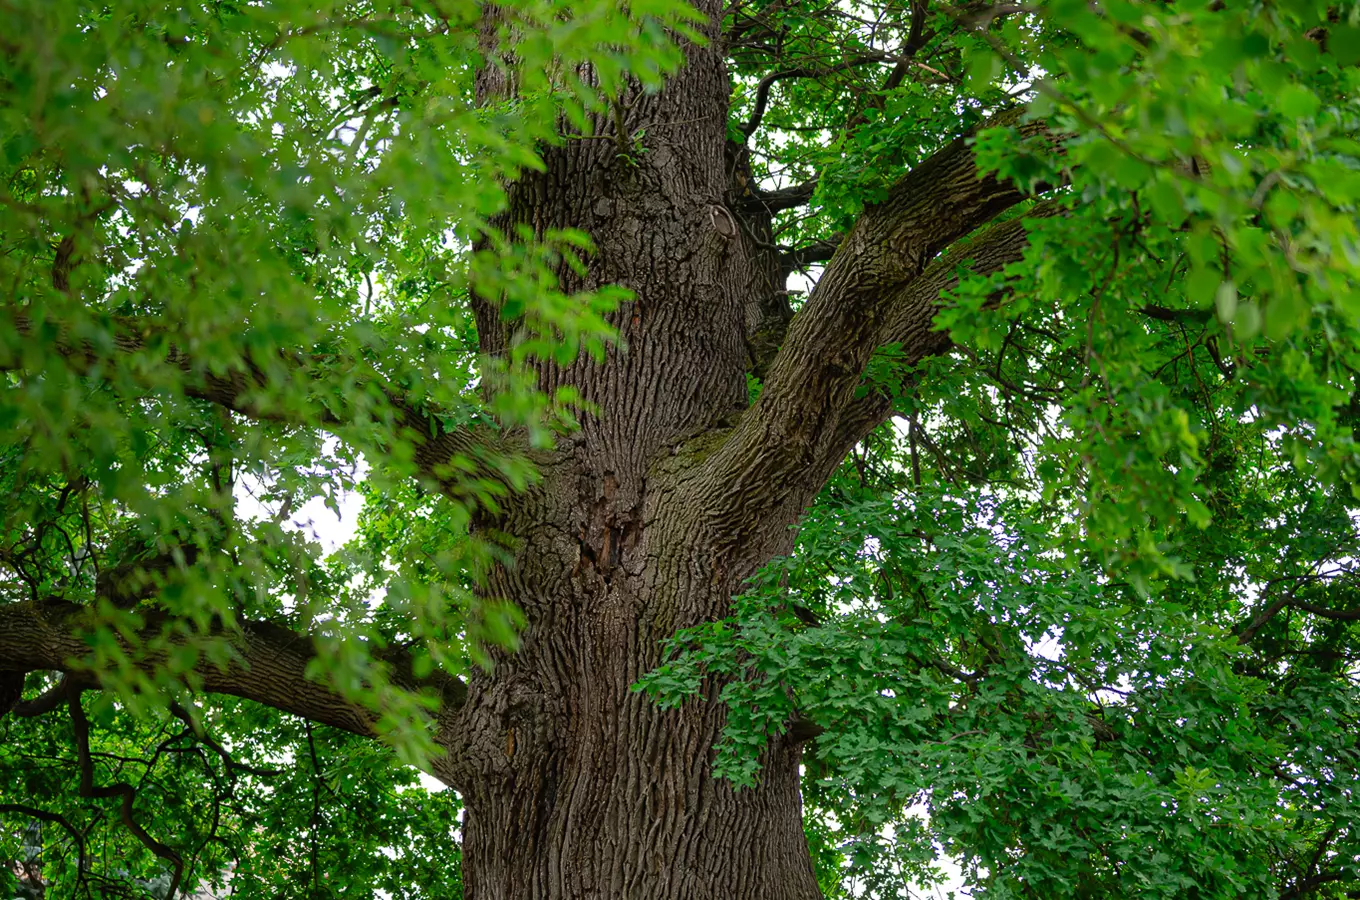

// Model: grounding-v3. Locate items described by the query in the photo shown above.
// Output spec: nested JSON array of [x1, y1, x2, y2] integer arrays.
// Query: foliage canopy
[[5, 0, 1360, 898]]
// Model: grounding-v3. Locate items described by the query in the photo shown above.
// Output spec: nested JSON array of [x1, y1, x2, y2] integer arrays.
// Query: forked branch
[[695, 110, 1053, 549]]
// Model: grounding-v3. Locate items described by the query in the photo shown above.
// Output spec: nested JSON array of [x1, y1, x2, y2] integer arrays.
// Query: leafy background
[[7, 0, 1360, 897]]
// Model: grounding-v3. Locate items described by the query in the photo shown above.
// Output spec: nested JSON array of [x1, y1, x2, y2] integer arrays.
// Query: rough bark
[[692, 109, 1045, 560], [832, 203, 1064, 443]]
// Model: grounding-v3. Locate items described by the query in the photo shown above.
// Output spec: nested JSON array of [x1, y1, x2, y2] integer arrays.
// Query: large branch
[[694, 109, 1052, 548], [829, 206, 1059, 451], [0, 598, 467, 738]]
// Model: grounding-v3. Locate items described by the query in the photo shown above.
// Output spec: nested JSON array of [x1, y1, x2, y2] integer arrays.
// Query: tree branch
[[4, 310, 305, 424], [1139, 305, 1213, 324], [1289, 598, 1360, 621], [828, 206, 1058, 446], [738, 53, 932, 139], [780, 236, 843, 274], [0, 598, 467, 739], [0, 802, 89, 891], [9, 673, 96, 717], [738, 180, 819, 215], [2, 309, 517, 500], [696, 108, 1049, 550], [884, 0, 933, 91], [739, 67, 821, 139], [66, 684, 185, 899]]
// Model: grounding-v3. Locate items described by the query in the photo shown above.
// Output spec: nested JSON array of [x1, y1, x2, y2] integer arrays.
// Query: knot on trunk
[[443, 670, 558, 790]]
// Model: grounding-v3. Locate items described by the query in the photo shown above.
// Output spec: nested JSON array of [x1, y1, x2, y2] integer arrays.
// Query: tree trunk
[[435, 10, 825, 898]]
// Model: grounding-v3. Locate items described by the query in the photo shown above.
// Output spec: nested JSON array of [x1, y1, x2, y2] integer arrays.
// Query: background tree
[[4, 0, 1360, 898]]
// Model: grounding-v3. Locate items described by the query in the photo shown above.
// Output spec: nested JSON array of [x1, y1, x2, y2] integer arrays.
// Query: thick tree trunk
[[448, 537, 820, 899], [434, 10, 825, 899]]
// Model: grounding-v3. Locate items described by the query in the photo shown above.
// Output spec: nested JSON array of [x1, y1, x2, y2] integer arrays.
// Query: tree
[[3, 0, 1360, 897]]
